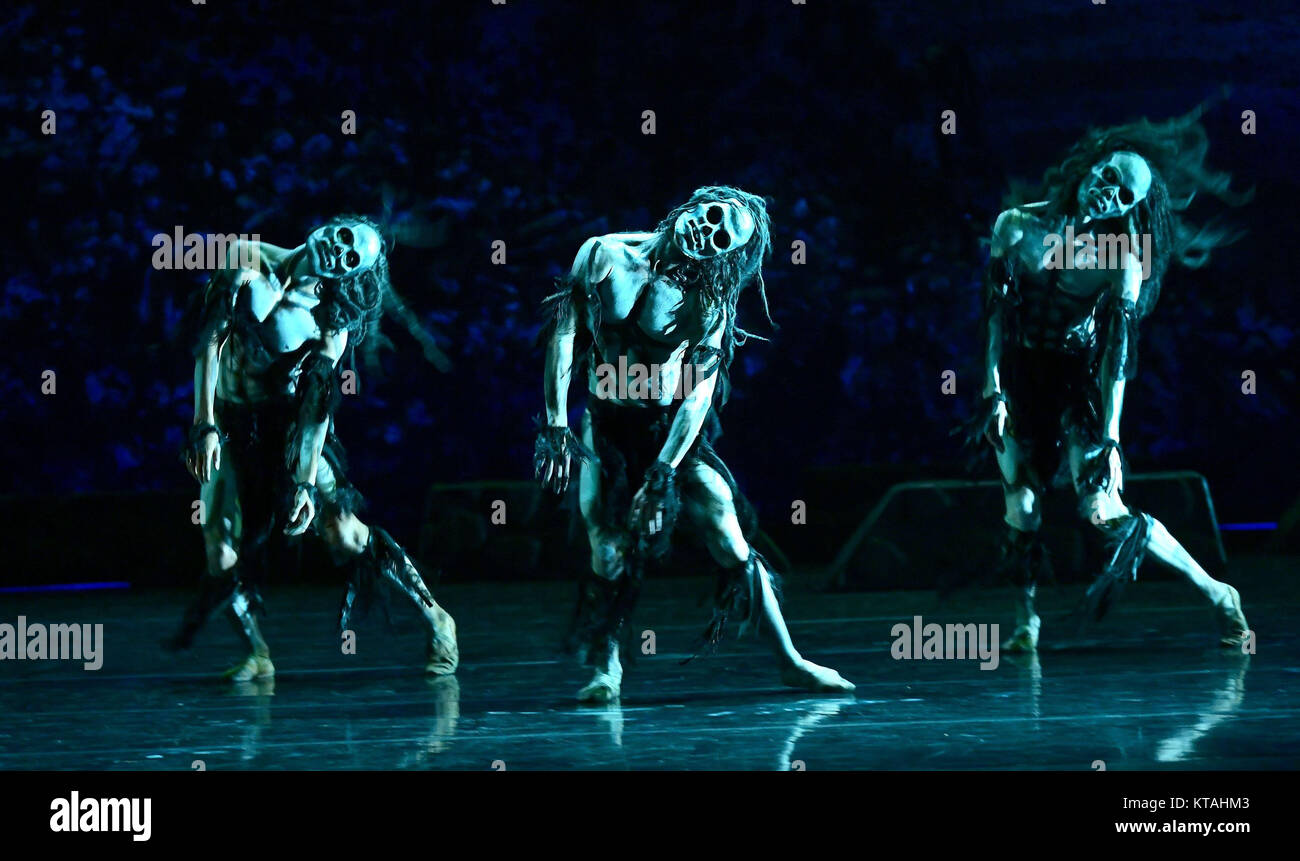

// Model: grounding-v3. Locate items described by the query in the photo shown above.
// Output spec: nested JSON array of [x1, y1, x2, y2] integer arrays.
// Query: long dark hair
[[653, 185, 775, 364], [1012, 105, 1251, 318], [313, 212, 451, 374], [313, 213, 391, 343]]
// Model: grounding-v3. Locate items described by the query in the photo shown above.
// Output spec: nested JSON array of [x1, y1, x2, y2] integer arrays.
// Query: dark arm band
[[298, 351, 342, 425], [1101, 296, 1140, 382]]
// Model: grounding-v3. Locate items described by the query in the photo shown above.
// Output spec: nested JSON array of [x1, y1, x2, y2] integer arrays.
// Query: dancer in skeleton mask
[[168, 215, 459, 680], [536, 186, 854, 702], [973, 109, 1251, 651]]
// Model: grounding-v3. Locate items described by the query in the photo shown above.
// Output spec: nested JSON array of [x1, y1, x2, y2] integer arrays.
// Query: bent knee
[[322, 513, 371, 557], [682, 463, 734, 506], [1003, 486, 1041, 531], [1078, 491, 1130, 527], [205, 540, 238, 574], [696, 513, 749, 568], [707, 538, 749, 569], [586, 529, 627, 580]]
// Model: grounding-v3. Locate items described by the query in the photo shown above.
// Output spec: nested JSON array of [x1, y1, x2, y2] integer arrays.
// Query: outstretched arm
[[285, 329, 348, 536], [981, 209, 1023, 451]]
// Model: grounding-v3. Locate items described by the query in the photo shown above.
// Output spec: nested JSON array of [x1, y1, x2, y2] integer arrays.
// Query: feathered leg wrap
[[1083, 512, 1152, 621], [338, 526, 434, 633], [686, 550, 778, 661], [996, 529, 1053, 588], [567, 572, 642, 666], [338, 526, 456, 672], [166, 573, 237, 651], [229, 584, 270, 658], [167, 571, 265, 652]]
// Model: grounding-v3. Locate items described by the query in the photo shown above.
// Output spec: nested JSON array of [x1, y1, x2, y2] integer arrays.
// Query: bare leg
[[1147, 517, 1229, 600], [1144, 517, 1247, 646], [1069, 433, 1249, 647], [168, 539, 275, 680], [996, 435, 1044, 651], [167, 464, 274, 681], [208, 535, 274, 681], [682, 463, 854, 693], [576, 632, 623, 704], [223, 578, 275, 681], [324, 511, 459, 674], [575, 418, 627, 702], [1001, 553, 1042, 652]]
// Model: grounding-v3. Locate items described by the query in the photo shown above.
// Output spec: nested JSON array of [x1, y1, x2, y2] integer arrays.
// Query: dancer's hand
[[187, 428, 221, 483], [285, 484, 317, 536], [538, 447, 571, 494], [629, 483, 665, 536], [984, 395, 1008, 453], [534, 425, 585, 494]]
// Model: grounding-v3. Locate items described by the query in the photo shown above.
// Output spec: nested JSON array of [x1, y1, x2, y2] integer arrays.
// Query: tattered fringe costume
[[172, 257, 432, 650], [538, 272, 777, 666], [966, 105, 1254, 619], [966, 251, 1152, 619]]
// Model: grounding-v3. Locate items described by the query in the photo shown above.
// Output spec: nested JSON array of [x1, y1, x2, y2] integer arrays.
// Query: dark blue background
[[4, 0, 1296, 542]]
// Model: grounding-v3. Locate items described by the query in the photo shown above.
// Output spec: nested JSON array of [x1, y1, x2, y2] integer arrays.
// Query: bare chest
[[223, 275, 326, 391], [593, 266, 712, 351], [1011, 220, 1116, 300]]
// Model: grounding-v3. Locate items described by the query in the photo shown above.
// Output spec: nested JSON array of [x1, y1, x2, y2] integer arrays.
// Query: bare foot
[[780, 659, 855, 693], [1214, 585, 1249, 649], [577, 671, 621, 703], [425, 611, 459, 675], [223, 654, 274, 682], [1002, 617, 1040, 653]]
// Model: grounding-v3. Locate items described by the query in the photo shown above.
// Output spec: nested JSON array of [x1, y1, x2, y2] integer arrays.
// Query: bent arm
[[655, 314, 726, 468]]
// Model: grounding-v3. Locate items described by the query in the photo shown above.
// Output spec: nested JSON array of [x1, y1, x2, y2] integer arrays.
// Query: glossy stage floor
[[2, 556, 1296, 770]]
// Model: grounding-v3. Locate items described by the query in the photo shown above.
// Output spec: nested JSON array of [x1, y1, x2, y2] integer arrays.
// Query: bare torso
[[582, 232, 720, 406], [1000, 206, 1123, 352], [215, 242, 329, 403]]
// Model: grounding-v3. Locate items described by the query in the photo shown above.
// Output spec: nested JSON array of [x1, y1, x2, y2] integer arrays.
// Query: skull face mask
[[306, 222, 382, 278], [1076, 151, 1153, 224], [673, 198, 756, 260]]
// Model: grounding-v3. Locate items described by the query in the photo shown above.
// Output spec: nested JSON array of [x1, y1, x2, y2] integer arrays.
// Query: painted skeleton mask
[[673, 198, 756, 260], [306, 222, 382, 278], [1077, 151, 1152, 223]]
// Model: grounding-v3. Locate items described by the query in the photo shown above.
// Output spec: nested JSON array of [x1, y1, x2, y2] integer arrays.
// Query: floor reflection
[[1154, 654, 1250, 764], [227, 677, 274, 765], [775, 697, 853, 771]]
